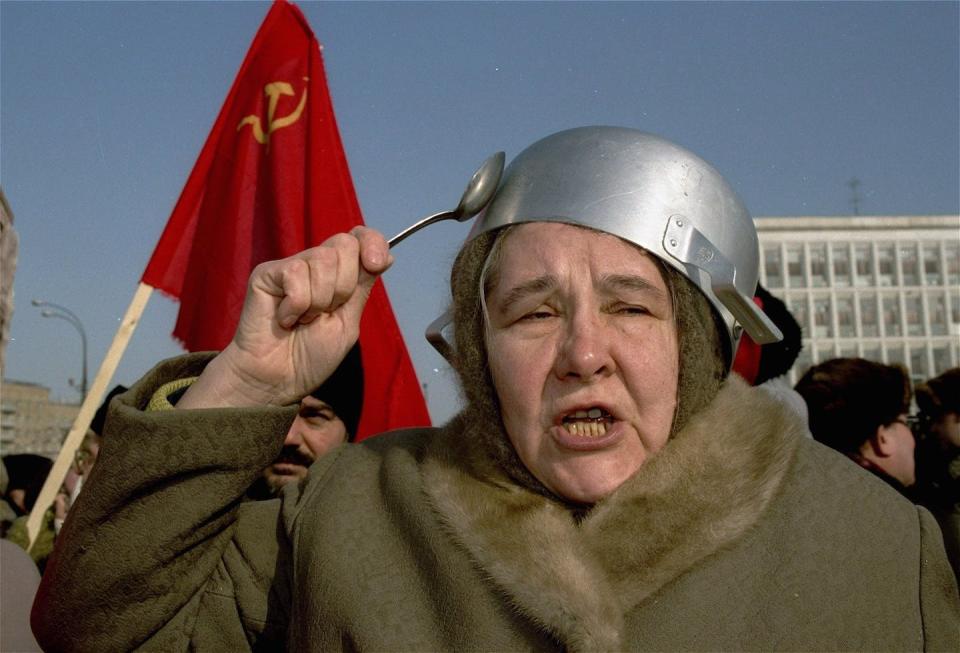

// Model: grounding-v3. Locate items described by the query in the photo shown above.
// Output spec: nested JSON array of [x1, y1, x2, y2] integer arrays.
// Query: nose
[[553, 313, 614, 382], [283, 422, 303, 447]]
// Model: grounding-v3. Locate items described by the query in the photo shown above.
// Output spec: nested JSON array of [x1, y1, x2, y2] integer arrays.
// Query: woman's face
[[485, 223, 679, 504]]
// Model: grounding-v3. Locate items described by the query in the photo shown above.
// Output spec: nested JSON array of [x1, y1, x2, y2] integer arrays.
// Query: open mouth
[[561, 408, 614, 437]]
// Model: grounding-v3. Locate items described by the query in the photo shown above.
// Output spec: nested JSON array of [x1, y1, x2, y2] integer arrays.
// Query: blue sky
[[2, 0, 958, 424]]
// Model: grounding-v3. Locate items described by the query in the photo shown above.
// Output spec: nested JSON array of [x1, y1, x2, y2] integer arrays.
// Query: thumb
[[340, 227, 393, 325]]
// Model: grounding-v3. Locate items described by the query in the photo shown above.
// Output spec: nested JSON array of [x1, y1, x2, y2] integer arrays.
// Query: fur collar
[[423, 375, 805, 652]]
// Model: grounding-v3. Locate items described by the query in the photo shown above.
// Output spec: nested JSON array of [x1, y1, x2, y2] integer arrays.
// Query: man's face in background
[[263, 396, 348, 492]]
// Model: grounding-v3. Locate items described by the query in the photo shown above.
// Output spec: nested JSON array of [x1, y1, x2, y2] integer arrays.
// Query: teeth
[[560, 407, 612, 437], [562, 419, 608, 438]]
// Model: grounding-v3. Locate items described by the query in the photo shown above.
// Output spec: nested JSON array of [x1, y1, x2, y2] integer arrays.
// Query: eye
[[300, 407, 334, 423], [610, 303, 650, 316], [520, 309, 556, 321]]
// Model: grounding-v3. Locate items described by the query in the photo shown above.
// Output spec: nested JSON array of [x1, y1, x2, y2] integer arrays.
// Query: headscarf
[[447, 225, 728, 500]]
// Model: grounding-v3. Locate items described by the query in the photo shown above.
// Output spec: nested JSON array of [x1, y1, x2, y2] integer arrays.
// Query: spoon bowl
[[388, 151, 505, 248]]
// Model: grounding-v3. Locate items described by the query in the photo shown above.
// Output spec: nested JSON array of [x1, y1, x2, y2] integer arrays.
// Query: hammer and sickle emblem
[[237, 77, 308, 147]]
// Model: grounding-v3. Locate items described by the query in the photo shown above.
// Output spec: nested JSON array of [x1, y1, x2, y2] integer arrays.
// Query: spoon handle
[[387, 210, 456, 248]]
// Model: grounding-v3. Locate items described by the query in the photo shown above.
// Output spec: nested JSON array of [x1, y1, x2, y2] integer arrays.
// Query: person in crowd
[[794, 357, 916, 496], [3, 453, 54, 570], [54, 384, 127, 530], [34, 127, 958, 650], [246, 346, 362, 500], [1, 453, 52, 518], [52, 428, 102, 535], [0, 459, 18, 537], [146, 350, 362, 501], [914, 367, 960, 581], [730, 284, 807, 422], [6, 386, 124, 569]]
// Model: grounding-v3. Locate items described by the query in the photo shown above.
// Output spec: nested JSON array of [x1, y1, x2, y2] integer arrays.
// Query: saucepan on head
[[429, 126, 782, 364]]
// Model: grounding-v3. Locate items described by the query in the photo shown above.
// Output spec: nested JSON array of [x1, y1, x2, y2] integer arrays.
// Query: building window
[[862, 344, 882, 363], [763, 245, 783, 288], [947, 242, 959, 286], [854, 243, 874, 287], [882, 294, 902, 336], [923, 244, 942, 285], [951, 289, 960, 331], [814, 296, 833, 338], [910, 346, 929, 379], [831, 243, 851, 287], [900, 244, 919, 287], [836, 294, 856, 338], [787, 244, 806, 288], [839, 343, 858, 358], [877, 243, 896, 287], [809, 243, 828, 288], [860, 294, 879, 337], [933, 345, 951, 375], [929, 293, 948, 336], [904, 291, 924, 337], [815, 344, 836, 361], [886, 344, 906, 367]]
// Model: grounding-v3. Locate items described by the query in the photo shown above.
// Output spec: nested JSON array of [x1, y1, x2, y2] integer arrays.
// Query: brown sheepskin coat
[[34, 354, 959, 651]]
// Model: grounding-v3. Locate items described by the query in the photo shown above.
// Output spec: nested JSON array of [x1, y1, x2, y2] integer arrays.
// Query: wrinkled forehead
[[482, 222, 669, 297]]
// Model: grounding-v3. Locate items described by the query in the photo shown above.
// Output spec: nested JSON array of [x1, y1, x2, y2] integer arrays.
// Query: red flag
[[142, 0, 430, 439]]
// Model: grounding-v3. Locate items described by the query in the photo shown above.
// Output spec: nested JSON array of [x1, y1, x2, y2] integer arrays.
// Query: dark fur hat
[[310, 344, 364, 441]]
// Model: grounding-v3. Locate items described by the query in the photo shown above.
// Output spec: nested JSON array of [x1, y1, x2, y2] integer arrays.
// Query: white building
[[0, 379, 78, 458], [755, 215, 959, 385]]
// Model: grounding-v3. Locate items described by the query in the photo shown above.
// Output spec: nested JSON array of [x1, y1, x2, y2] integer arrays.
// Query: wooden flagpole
[[25, 282, 154, 548]]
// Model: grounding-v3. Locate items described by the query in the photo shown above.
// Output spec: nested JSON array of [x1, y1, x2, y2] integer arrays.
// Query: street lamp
[[32, 299, 88, 401]]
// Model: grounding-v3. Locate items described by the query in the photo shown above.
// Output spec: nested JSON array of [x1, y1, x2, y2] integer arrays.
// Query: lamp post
[[32, 299, 88, 402]]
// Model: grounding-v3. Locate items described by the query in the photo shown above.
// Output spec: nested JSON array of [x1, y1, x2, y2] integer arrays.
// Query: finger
[[353, 226, 393, 297], [350, 226, 394, 276], [270, 258, 314, 329], [255, 229, 389, 330], [327, 233, 361, 311], [247, 258, 291, 325], [336, 228, 392, 325], [301, 228, 390, 326], [290, 234, 360, 325]]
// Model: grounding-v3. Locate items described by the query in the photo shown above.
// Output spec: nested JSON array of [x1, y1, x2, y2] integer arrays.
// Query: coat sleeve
[[31, 353, 298, 652], [917, 507, 960, 650]]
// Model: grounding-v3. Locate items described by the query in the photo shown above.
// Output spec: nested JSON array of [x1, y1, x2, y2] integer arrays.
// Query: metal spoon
[[387, 151, 505, 248]]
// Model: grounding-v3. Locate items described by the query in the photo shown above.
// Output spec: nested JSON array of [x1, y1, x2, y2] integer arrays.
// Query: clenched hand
[[179, 227, 392, 409]]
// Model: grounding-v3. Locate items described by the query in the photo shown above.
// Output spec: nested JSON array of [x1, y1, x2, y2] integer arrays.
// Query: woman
[[34, 128, 958, 651], [795, 357, 917, 494]]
